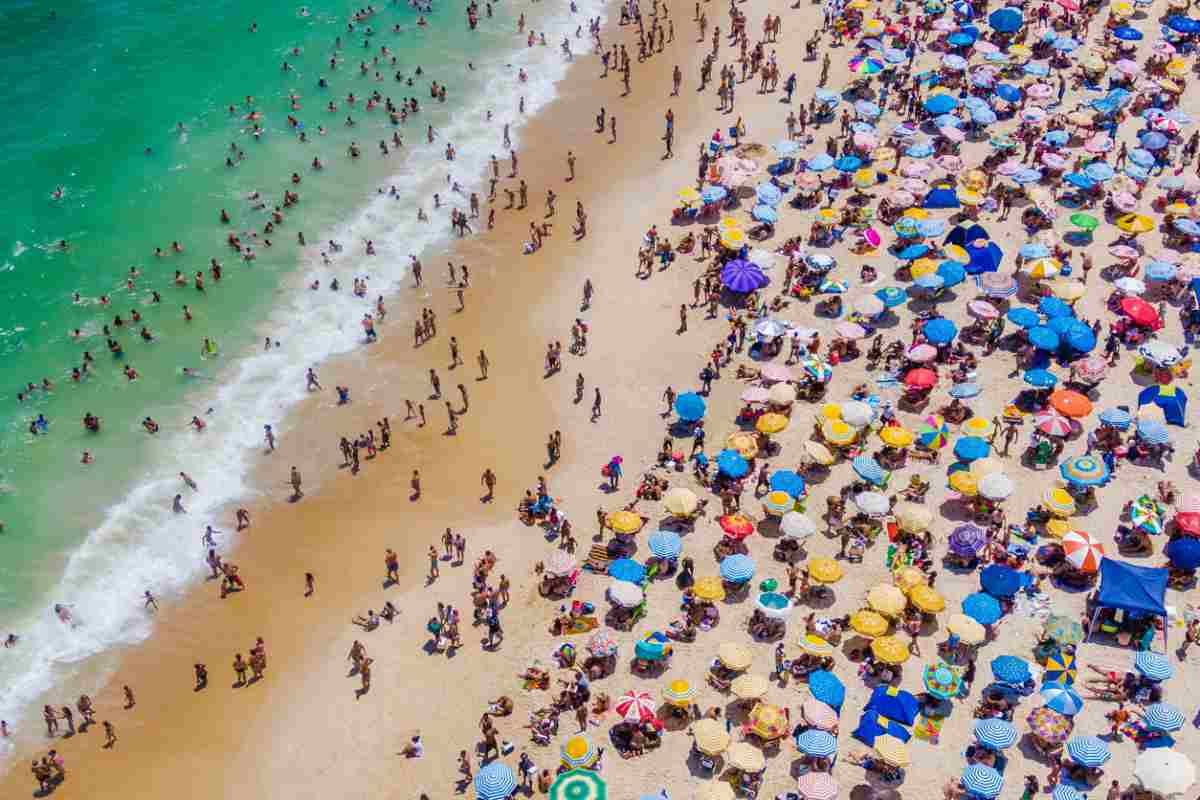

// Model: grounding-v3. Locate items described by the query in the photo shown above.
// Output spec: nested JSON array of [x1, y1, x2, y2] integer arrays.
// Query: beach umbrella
[[748, 702, 789, 741], [953, 436, 990, 462], [561, 734, 600, 768], [879, 426, 915, 449], [1059, 454, 1108, 487], [1034, 412, 1073, 439], [988, 7, 1023, 31], [922, 662, 961, 699], [962, 592, 1002, 624], [946, 613, 986, 644], [1039, 297, 1072, 319], [718, 514, 755, 540], [961, 765, 1004, 799], [974, 718, 1017, 749], [923, 318, 957, 344], [796, 729, 838, 758], [808, 670, 845, 711], [1139, 340, 1183, 367], [691, 719, 731, 756], [647, 530, 682, 560], [1166, 538, 1200, 569], [1135, 651, 1174, 682], [842, 400, 874, 427], [716, 449, 750, 478], [868, 585, 908, 617], [804, 440, 836, 466], [1117, 214, 1155, 234], [720, 554, 756, 583], [727, 742, 767, 773], [797, 773, 838, 800], [978, 473, 1014, 501], [1042, 682, 1084, 716], [550, 770, 606, 800], [1024, 369, 1058, 389], [1049, 390, 1092, 418], [1043, 649, 1076, 685], [721, 260, 769, 292], [1136, 419, 1170, 445], [755, 182, 783, 206], [1143, 702, 1186, 732], [917, 415, 949, 449], [1027, 707, 1071, 743], [1134, 749, 1197, 799], [587, 630, 619, 658], [949, 470, 979, 496], [1007, 307, 1039, 328], [756, 592, 793, 621], [852, 455, 887, 486], [949, 524, 987, 556], [1044, 488, 1077, 517], [730, 673, 770, 702], [981, 565, 1022, 597], [662, 679, 696, 708], [808, 558, 843, 584], [854, 491, 889, 516], [925, 94, 959, 114], [616, 690, 657, 722], [715, 642, 752, 671], [1067, 736, 1111, 768], [769, 470, 805, 499], [756, 413, 790, 436], [608, 558, 646, 583], [674, 392, 706, 421], [801, 697, 839, 731], [762, 490, 793, 516], [873, 735, 911, 768], [475, 762, 518, 800], [693, 577, 726, 602], [875, 286, 908, 308], [545, 551, 577, 577], [851, 609, 891, 637], [780, 511, 817, 540], [870, 636, 909, 665], [608, 581, 644, 608], [991, 655, 1031, 684], [663, 487, 699, 516]]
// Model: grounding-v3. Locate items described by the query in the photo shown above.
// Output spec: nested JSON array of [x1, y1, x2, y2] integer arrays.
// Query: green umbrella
[[760, 578, 779, 592], [551, 770, 607, 800], [1069, 213, 1099, 231]]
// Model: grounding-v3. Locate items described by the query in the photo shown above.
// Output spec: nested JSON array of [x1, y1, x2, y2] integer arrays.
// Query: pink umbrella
[[932, 18, 956, 31], [1109, 244, 1139, 260], [1055, 0, 1080, 9], [761, 364, 796, 383], [1153, 117, 1181, 135], [975, 41, 999, 54], [1034, 411, 1073, 438], [1112, 192, 1138, 213], [938, 154, 964, 171], [796, 173, 822, 190], [1027, 83, 1053, 99], [835, 321, 867, 340], [888, 190, 916, 207], [902, 161, 932, 177], [939, 126, 966, 143], [996, 159, 1022, 176], [797, 773, 839, 800], [1071, 355, 1108, 382], [1113, 59, 1138, 76], [901, 178, 929, 193], [853, 132, 879, 151], [907, 344, 938, 362], [741, 386, 771, 403], [1153, 41, 1176, 57], [615, 690, 657, 723], [1041, 153, 1068, 170], [980, 272, 1017, 296], [968, 300, 1000, 320], [862, 228, 883, 247], [1085, 135, 1113, 154]]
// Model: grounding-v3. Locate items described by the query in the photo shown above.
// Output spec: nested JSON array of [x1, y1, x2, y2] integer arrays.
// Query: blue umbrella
[[954, 436, 990, 461], [875, 287, 908, 308], [795, 729, 838, 757], [1053, 786, 1084, 800], [806, 154, 835, 171], [852, 454, 887, 486], [923, 318, 958, 344], [1113, 25, 1143, 40], [935, 113, 964, 129], [1039, 297, 1073, 319], [721, 260, 769, 292], [1020, 243, 1051, 259], [988, 8, 1023, 32], [1141, 131, 1169, 151], [915, 274, 946, 291], [925, 94, 959, 114], [1007, 307, 1039, 328], [1043, 130, 1069, 146], [1099, 407, 1132, 429], [808, 670, 845, 710], [950, 382, 980, 398], [1134, 651, 1174, 682], [897, 243, 931, 260], [907, 140, 936, 159], [756, 183, 784, 206], [475, 762, 518, 800], [1024, 369, 1058, 388], [991, 656, 1031, 684], [1135, 419, 1170, 445], [674, 392, 706, 421], [995, 83, 1022, 103], [1066, 736, 1110, 767], [1126, 163, 1151, 182], [1143, 703, 1186, 732], [1062, 321, 1096, 353], [974, 718, 1018, 749], [924, 187, 961, 209], [948, 32, 975, 47], [961, 764, 1004, 799], [834, 156, 863, 172], [1176, 218, 1200, 236], [1084, 162, 1116, 181], [1166, 538, 1200, 569], [1046, 316, 1076, 336], [608, 558, 646, 583], [716, 449, 749, 477], [1146, 261, 1178, 281], [1041, 682, 1084, 716], [972, 107, 999, 126], [720, 554, 756, 583], [1064, 173, 1096, 190], [981, 565, 1023, 597], [1028, 326, 1060, 351], [965, 241, 1003, 274], [1168, 15, 1200, 34], [647, 530, 682, 559], [1024, 62, 1050, 77], [701, 186, 728, 203], [752, 205, 779, 223], [770, 470, 806, 498], [962, 592, 1002, 625], [1129, 148, 1156, 168], [938, 261, 966, 288]]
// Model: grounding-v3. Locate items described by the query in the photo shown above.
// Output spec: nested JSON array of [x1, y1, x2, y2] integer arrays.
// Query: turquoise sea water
[[0, 0, 599, 738]]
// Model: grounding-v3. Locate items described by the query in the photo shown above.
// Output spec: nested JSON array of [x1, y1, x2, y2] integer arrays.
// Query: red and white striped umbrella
[[1062, 530, 1105, 573], [1034, 411, 1073, 437], [797, 772, 839, 800], [615, 690, 657, 723]]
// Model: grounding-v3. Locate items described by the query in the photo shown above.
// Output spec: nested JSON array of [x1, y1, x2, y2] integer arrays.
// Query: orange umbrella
[[720, 514, 756, 540], [1048, 390, 1093, 418]]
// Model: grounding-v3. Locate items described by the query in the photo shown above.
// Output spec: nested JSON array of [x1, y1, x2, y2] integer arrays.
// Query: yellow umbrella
[[756, 413, 789, 434], [695, 782, 736, 800], [820, 402, 842, 420], [1159, 78, 1183, 94], [726, 431, 760, 459], [880, 426, 915, 447], [874, 735, 911, 767], [947, 613, 986, 644], [1166, 202, 1192, 214], [1045, 517, 1074, 539], [695, 576, 727, 602], [1166, 58, 1188, 76], [910, 258, 939, 278], [722, 229, 747, 249], [727, 742, 766, 772], [798, 633, 834, 657], [1044, 487, 1076, 517], [893, 566, 926, 592], [957, 189, 983, 206], [808, 558, 843, 584], [561, 734, 599, 768], [692, 719, 732, 756], [719, 216, 742, 230], [873, 145, 897, 163], [1008, 44, 1032, 59], [853, 168, 879, 189], [850, 609, 890, 637], [962, 416, 994, 437], [949, 470, 979, 496], [863, 18, 885, 34], [1112, 1, 1134, 16], [847, 0, 870, 8], [678, 187, 702, 204], [664, 487, 699, 516], [942, 244, 969, 264], [903, 208, 930, 220], [871, 635, 910, 664], [969, 457, 1004, 478], [763, 490, 795, 516], [961, 170, 986, 190], [822, 420, 857, 446], [817, 207, 838, 221], [1116, 214, 1154, 234], [804, 440, 836, 465], [908, 584, 946, 613], [1024, 257, 1061, 279], [747, 703, 789, 740], [717, 642, 753, 671], [731, 673, 770, 701], [663, 679, 696, 708], [894, 501, 933, 533], [868, 585, 908, 617], [607, 510, 644, 535]]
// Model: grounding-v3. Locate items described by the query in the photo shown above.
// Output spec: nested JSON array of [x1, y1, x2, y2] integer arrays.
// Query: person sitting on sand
[[488, 696, 513, 716], [352, 610, 380, 630]]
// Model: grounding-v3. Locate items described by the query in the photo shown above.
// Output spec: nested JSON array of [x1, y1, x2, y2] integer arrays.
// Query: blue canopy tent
[[1137, 384, 1188, 427], [851, 712, 913, 747], [945, 224, 990, 247], [864, 686, 920, 725], [1088, 559, 1169, 647], [965, 241, 1003, 275]]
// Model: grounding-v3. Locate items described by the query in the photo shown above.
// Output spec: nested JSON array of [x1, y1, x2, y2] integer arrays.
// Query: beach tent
[[852, 712, 912, 747], [864, 686, 919, 725], [1088, 559, 1169, 647], [1138, 384, 1188, 427]]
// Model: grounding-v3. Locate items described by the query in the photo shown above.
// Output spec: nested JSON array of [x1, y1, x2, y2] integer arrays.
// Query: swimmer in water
[[54, 605, 72, 624], [180, 472, 198, 491]]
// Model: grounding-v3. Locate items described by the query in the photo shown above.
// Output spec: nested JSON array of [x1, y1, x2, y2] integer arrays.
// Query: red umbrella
[[615, 690, 657, 722], [1175, 512, 1200, 536], [904, 368, 938, 389], [719, 514, 756, 540], [1120, 297, 1161, 328]]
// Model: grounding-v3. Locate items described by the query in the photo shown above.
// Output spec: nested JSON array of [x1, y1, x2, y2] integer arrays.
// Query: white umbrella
[[755, 318, 791, 338], [840, 400, 874, 428], [780, 511, 817, 539], [545, 551, 577, 577], [1138, 340, 1183, 367], [1134, 749, 1196, 799], [608, 582, 644, 608], [855, 491, 889, 516], [978, 472, 1015, 501]]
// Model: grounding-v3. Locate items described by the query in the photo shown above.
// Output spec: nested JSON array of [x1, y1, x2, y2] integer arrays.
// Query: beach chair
[[583, 544, 612, 573]]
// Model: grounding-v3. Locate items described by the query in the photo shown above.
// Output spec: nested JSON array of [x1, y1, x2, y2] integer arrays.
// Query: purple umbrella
[[949, 523, 988, 556], [721, 260, 769, 292]]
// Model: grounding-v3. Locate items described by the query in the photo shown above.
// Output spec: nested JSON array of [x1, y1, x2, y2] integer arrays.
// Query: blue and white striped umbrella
[[1099, 407, 1132, 430], [1066, 736, 1111, 767], [990, 655, 1031, 684], [647, 530, 682, 559], [1143, 702, 1186, 732], [795, 729, 839, 757], [1136, 420, 1170, 445], [851, 454, 887, 486], [961, 764, 1004, 799], [974, 719, 1017, 749], [1041, 682, 1084, 716], [475, 762, 517, 800], [1145, 261, 1178, 281], [1052, 785, 1084, 800], [1134, 651, 1174, 682], [719, 554, 756, 583]]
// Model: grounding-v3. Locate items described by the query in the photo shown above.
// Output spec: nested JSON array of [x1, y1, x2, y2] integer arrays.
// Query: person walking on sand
[[678, 304, 688, 334], [102, 720, 116, 748], [123, 685, 135, 709], [429, 368, 441, 398], [385, 549, 400, 584], [482, 468, 496, 501], [289, 466, 303, 499], [428, 545, 439, 580], [449, 336, 462, 367], [477, 349, 489, 379], [304, 572, 315, 596], [591, 387, 602, 421]]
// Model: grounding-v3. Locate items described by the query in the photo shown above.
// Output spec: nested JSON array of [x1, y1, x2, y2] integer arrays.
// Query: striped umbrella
[[662, 679, 696, 707], [1043, 650, 1077, 685], [1143, 702, 1186, 732], [1052, 786, 1084, 800], [974, 718, 1017, 750], [550, 770, 606, 800], [1066, 736, 1111, 767], [795, 729, 839, 758], [647, 530, 682, 559], [1134, 651, 1174, 682], [720, 554, 756, 583], [918, 415, 950, 448], [797, 772, 839, 800], [1034, 411, 1073, 437], [802, 697, 839, 730], [1136, 419, 1170, 445], [475, 762, 518, 800], [852, 454, 887, 486], [923, 662, 962, 699], [961, 765, 1004, 799], [763, 490, 795, 515], [1060, 455, 1109, 486], [1061, 530, 1105, 572], [615, 690, 657, 722], [1041, 682, 1084, 716], [560, 734, 599, 768]]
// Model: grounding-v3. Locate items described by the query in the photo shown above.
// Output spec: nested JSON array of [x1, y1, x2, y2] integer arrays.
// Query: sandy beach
[[5, 1, 1200, 799]]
